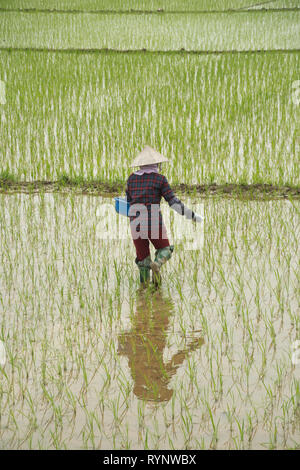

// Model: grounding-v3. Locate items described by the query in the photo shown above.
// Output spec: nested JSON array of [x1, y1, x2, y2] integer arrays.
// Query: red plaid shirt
[[125, 172, 192, 236]]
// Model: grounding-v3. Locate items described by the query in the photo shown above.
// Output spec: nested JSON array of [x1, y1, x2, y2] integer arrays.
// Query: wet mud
[[1, 180, 299, 199]]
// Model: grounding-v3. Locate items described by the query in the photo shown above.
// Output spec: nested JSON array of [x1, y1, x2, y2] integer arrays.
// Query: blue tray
[[114, 197, 130, 217]]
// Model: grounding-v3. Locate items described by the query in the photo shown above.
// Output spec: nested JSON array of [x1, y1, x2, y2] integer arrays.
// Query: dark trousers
[[131, 223, 170, 261]]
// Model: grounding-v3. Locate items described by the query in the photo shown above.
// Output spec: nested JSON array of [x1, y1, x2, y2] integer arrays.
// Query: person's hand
[[192, 213, 204, 223]]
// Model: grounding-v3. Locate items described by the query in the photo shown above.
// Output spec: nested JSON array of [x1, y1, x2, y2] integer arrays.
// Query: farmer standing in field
[[125, 146, 203, 285]]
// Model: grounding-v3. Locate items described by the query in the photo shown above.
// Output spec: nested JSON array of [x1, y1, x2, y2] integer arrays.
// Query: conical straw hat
[[131, 146, 169, 167]]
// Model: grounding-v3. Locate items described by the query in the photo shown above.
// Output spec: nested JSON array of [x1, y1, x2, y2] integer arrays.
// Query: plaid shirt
[[125, 172, 192, 236]]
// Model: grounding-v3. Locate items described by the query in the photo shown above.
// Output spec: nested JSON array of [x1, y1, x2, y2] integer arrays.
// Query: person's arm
[[161, 176, 203, 222], [165, 336, 204, 375]]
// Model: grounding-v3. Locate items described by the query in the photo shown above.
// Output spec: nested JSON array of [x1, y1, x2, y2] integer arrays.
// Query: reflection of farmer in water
[[118, 288, 204, 402]]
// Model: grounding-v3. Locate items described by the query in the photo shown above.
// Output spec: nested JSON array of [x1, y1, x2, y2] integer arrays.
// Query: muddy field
[[1, 181, 300, 199]]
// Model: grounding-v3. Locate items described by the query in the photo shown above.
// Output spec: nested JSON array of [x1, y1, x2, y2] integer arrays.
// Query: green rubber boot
[[135, 255, 152, 284], [150, 245, 174, 273]]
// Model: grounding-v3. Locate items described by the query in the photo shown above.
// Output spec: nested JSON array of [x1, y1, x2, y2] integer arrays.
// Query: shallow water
[[0, 193, 299, 449]]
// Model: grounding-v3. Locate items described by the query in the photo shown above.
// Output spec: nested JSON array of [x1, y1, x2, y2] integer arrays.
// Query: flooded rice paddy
[[0, 192, 299, 449]]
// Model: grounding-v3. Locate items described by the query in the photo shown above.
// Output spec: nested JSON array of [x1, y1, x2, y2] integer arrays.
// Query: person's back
[[126, 172, 173, 207], [126, 171, 176, 243]]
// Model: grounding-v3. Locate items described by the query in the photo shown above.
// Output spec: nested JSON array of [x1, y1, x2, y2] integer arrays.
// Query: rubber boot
[[150, 245, 174, 271], [135, 255, 152, 284]]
